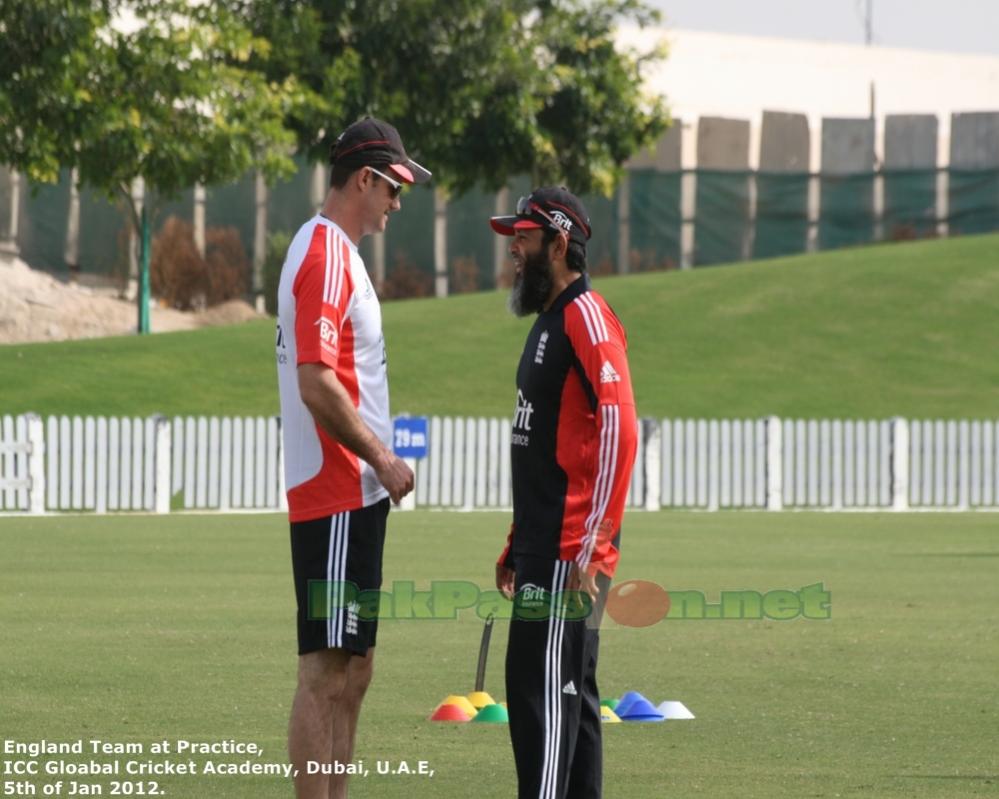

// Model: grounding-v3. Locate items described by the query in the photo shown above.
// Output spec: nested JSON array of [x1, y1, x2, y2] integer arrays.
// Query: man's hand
[[568, 561, 600, 603], [374, 452, 414, 504], [496, 563, 515, 600]]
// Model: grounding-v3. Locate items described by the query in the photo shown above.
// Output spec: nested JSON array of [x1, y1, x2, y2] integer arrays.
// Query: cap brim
[[388, 159, 432, 185], [490, 215, 543, 235]]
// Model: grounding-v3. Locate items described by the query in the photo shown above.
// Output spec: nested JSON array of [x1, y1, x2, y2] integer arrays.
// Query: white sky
[[648, 0, 999, 56]]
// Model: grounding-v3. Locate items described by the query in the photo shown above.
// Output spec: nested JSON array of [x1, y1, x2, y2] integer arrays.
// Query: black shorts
[[289, 498, 390, 656]]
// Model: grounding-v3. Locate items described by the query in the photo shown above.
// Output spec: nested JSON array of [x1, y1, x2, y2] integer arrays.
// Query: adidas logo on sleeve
[[599, 361, 621, 384]]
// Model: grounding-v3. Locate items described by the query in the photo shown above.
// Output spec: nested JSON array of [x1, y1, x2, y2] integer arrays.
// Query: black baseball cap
[[490, 186, 591, 247], [329, 117, 432, 184]]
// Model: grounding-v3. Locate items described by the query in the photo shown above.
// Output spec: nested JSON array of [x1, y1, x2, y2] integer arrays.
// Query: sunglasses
[[367, 166, 404, 199]]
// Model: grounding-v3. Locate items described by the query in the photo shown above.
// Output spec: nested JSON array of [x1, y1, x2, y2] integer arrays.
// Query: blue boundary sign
[[393, 416, 429, 458]]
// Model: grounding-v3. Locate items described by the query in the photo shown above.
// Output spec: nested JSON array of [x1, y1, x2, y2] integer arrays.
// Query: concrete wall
[[759, 111, 809, 172], [821, 119, 876, 174], [697, 117, 751, 169], [950, 112, 999, 168], [616, 27, 999, 148], [626, 123, 682, 171], [885, 116, 938, 169]]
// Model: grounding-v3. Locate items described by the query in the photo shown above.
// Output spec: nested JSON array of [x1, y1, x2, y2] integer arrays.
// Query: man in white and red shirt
[[276, 117, 430, 799]]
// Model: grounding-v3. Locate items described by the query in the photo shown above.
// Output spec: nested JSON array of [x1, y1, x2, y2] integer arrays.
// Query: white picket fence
[[0, 414, 44, 513], [410, 416, 648, 510], [2, 413, 998, 514], [0, 415, 283, 513]]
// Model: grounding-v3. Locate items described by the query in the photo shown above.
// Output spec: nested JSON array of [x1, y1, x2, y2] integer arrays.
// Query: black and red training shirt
[[498, 274, 639, 578]]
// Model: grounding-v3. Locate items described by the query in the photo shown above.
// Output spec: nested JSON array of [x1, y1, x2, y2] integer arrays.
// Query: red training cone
[[430, 703, 471, 722]]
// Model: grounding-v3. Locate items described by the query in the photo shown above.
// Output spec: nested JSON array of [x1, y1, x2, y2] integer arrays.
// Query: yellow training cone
[[600, 705, 622, 723], [467, 691, 495, 709], [439, 695, 478, 717]]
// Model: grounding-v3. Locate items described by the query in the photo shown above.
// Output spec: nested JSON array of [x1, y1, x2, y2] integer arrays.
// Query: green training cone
[[600, 698, 619, 711], [472, 704, 509, 723]]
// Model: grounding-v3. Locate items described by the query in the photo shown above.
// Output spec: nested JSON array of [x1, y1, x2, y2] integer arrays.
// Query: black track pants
[[505, 557, 608, 799]]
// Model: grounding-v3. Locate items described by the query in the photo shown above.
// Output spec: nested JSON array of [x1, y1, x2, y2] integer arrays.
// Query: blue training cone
[[619, 696, 665, 722], [614, 690, 650, 718]]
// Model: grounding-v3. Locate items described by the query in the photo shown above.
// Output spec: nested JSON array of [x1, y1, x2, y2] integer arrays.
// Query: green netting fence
[[818, 173, 875, 251], [948, 168, 999, 236], [8, 167, 999, 284], [693, 169, 750, 266], [754, 173, 809, 258], [627, 169, 681, 271], [883, 169, 937, 240]]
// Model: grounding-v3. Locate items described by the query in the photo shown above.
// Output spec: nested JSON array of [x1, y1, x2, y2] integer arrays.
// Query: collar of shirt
[[546, 272, 591, 315]]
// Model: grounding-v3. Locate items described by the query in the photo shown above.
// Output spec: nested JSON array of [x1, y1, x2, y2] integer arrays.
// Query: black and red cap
[[329, 116, 432, 184], [490, 186, 591, 247]]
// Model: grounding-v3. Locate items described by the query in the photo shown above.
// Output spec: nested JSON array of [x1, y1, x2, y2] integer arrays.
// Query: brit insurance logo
[[550, 210, 573, 232], [515, 582, 549, 611], [512, 390, 534, 447], [316, 315, 338, 352]]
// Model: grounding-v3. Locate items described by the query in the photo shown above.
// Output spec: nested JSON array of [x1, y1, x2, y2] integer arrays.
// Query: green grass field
[[2, 510, 997, 798], [3, 233, 998, 419]]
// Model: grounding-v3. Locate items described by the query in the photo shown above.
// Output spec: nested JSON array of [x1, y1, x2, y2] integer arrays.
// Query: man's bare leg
[[328, 649, 375, 799], [289, 649, 351, 799]]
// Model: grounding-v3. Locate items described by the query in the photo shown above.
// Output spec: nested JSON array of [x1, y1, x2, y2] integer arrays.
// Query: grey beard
[[507, 250, 554, 317]]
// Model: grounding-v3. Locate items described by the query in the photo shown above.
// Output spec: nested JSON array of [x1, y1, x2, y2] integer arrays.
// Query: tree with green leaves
[[237, 0, 669, 195], [0, 0, 300, 332], [2, 0, 668, 319]]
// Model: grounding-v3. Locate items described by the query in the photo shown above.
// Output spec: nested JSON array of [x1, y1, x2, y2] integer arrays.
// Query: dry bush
[[380, 254, 433, 300], [449, 256, 480, 294], [151, 216, 204, 310], [629, 249, 678, 273], [204, 226, 249, 305], [888, 223, 937, 242], [150, 216, 249, 310]]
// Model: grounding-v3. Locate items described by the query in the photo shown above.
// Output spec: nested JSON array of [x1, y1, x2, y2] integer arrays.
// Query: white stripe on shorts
[[336, 511, 351, 647], [539, 560, 569, 799], [326, 511, 350, 647]]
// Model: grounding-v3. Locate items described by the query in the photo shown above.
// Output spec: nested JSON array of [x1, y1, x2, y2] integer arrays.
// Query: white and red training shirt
[[276, 216, 391, 522]]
